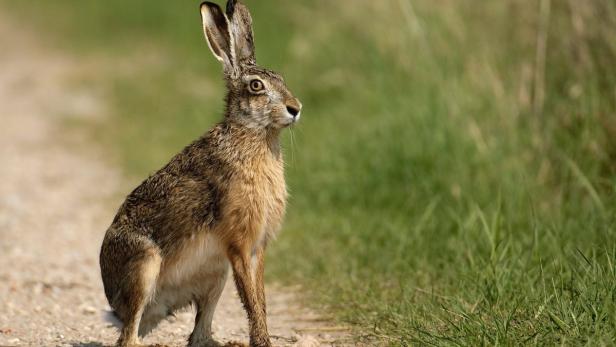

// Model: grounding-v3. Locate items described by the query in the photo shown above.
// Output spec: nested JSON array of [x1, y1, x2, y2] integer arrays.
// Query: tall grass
[[6, 0, 616, 344]]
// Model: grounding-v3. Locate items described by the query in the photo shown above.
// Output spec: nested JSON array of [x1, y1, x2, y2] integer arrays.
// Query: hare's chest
[[261, 168, 287, 235], [224, 161, 287, 242], [249, 164, 287, 235]]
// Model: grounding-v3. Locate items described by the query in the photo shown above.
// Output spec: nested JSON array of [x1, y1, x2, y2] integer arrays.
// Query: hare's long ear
[[201, 2, 236, 75], [226, 0, 256, 66]]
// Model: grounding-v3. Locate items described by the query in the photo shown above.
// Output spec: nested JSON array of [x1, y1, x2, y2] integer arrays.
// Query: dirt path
[[0, 15, 351, 347]]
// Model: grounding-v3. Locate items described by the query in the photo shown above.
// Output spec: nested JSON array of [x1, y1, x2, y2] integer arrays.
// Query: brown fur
[[99, 2, 301, 346]]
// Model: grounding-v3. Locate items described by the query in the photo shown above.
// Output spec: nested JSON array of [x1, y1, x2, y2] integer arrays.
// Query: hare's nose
[[286, 105, 301, 118]]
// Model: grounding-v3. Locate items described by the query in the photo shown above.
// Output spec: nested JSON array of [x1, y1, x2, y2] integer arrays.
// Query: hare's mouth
[[281, 114, 299, 127]]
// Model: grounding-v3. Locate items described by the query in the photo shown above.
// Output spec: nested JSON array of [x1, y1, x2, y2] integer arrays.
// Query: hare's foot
[[188, 337, 222, 347], [222, 342, 248, 347], [116, 331, 142, 347], [116, 339, 144, 347]]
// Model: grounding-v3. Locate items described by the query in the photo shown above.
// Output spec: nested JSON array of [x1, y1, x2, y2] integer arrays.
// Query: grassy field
[[6, 0, 616, 345]]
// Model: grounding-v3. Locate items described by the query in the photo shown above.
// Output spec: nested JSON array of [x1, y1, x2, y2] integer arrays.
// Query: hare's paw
[[222, 341, 248, 347], [116, 339, 146, 347], [188, 338, 222, 347]]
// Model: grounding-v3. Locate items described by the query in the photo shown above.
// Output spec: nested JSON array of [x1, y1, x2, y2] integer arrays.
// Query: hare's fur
[[99, 1, 301, 347]]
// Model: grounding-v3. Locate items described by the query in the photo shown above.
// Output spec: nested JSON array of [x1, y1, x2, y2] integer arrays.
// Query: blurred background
[[2, 0, 616, 345]]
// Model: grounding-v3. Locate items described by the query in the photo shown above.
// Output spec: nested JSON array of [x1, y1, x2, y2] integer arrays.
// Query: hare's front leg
[[254, 246, 267, 320], [188, 268, 229, 347], [228, 246, 271, 347]]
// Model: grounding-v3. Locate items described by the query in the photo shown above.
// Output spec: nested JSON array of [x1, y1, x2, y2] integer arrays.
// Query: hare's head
[[201, 0, 302, 130]]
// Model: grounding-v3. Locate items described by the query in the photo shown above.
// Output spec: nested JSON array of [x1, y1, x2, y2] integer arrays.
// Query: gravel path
[[0, 15, 352, 347]]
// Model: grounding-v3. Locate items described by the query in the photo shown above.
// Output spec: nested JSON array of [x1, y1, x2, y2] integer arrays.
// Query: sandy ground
[[0, 15, 353, 347]]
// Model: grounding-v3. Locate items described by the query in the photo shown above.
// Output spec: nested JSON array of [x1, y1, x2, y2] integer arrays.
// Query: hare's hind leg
[[101, 231, 162, 347], [116, 248, 161, 347], [188, 267, 229, 347]]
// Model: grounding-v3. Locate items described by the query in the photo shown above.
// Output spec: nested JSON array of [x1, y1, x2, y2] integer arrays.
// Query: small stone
[[293, 335, 320, 347], [81, 305, 97, 314]]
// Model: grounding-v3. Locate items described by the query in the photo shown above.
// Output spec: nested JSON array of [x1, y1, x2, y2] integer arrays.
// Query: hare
[[99, 1, 302, 346]]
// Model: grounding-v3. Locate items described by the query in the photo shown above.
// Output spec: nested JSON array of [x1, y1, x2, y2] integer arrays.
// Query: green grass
[[6, 0, 616, 345]]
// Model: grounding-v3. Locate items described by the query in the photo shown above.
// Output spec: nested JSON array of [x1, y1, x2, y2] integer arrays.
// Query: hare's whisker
[[289, 126, 297, 169]]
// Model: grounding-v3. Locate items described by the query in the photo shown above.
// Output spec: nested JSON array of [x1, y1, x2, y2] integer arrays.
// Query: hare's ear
[[226, 0, 256, 66], [200, 2, 235, 74]]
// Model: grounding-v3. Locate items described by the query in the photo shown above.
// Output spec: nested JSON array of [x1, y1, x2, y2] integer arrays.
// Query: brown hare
[[99, 1, 302, 346]]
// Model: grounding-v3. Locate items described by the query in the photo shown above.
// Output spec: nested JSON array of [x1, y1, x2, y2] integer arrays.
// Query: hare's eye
[[249, 79, 264, 93]]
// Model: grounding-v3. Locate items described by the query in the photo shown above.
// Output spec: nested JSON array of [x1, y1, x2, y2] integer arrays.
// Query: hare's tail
[[102, 310, 123, 329]]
